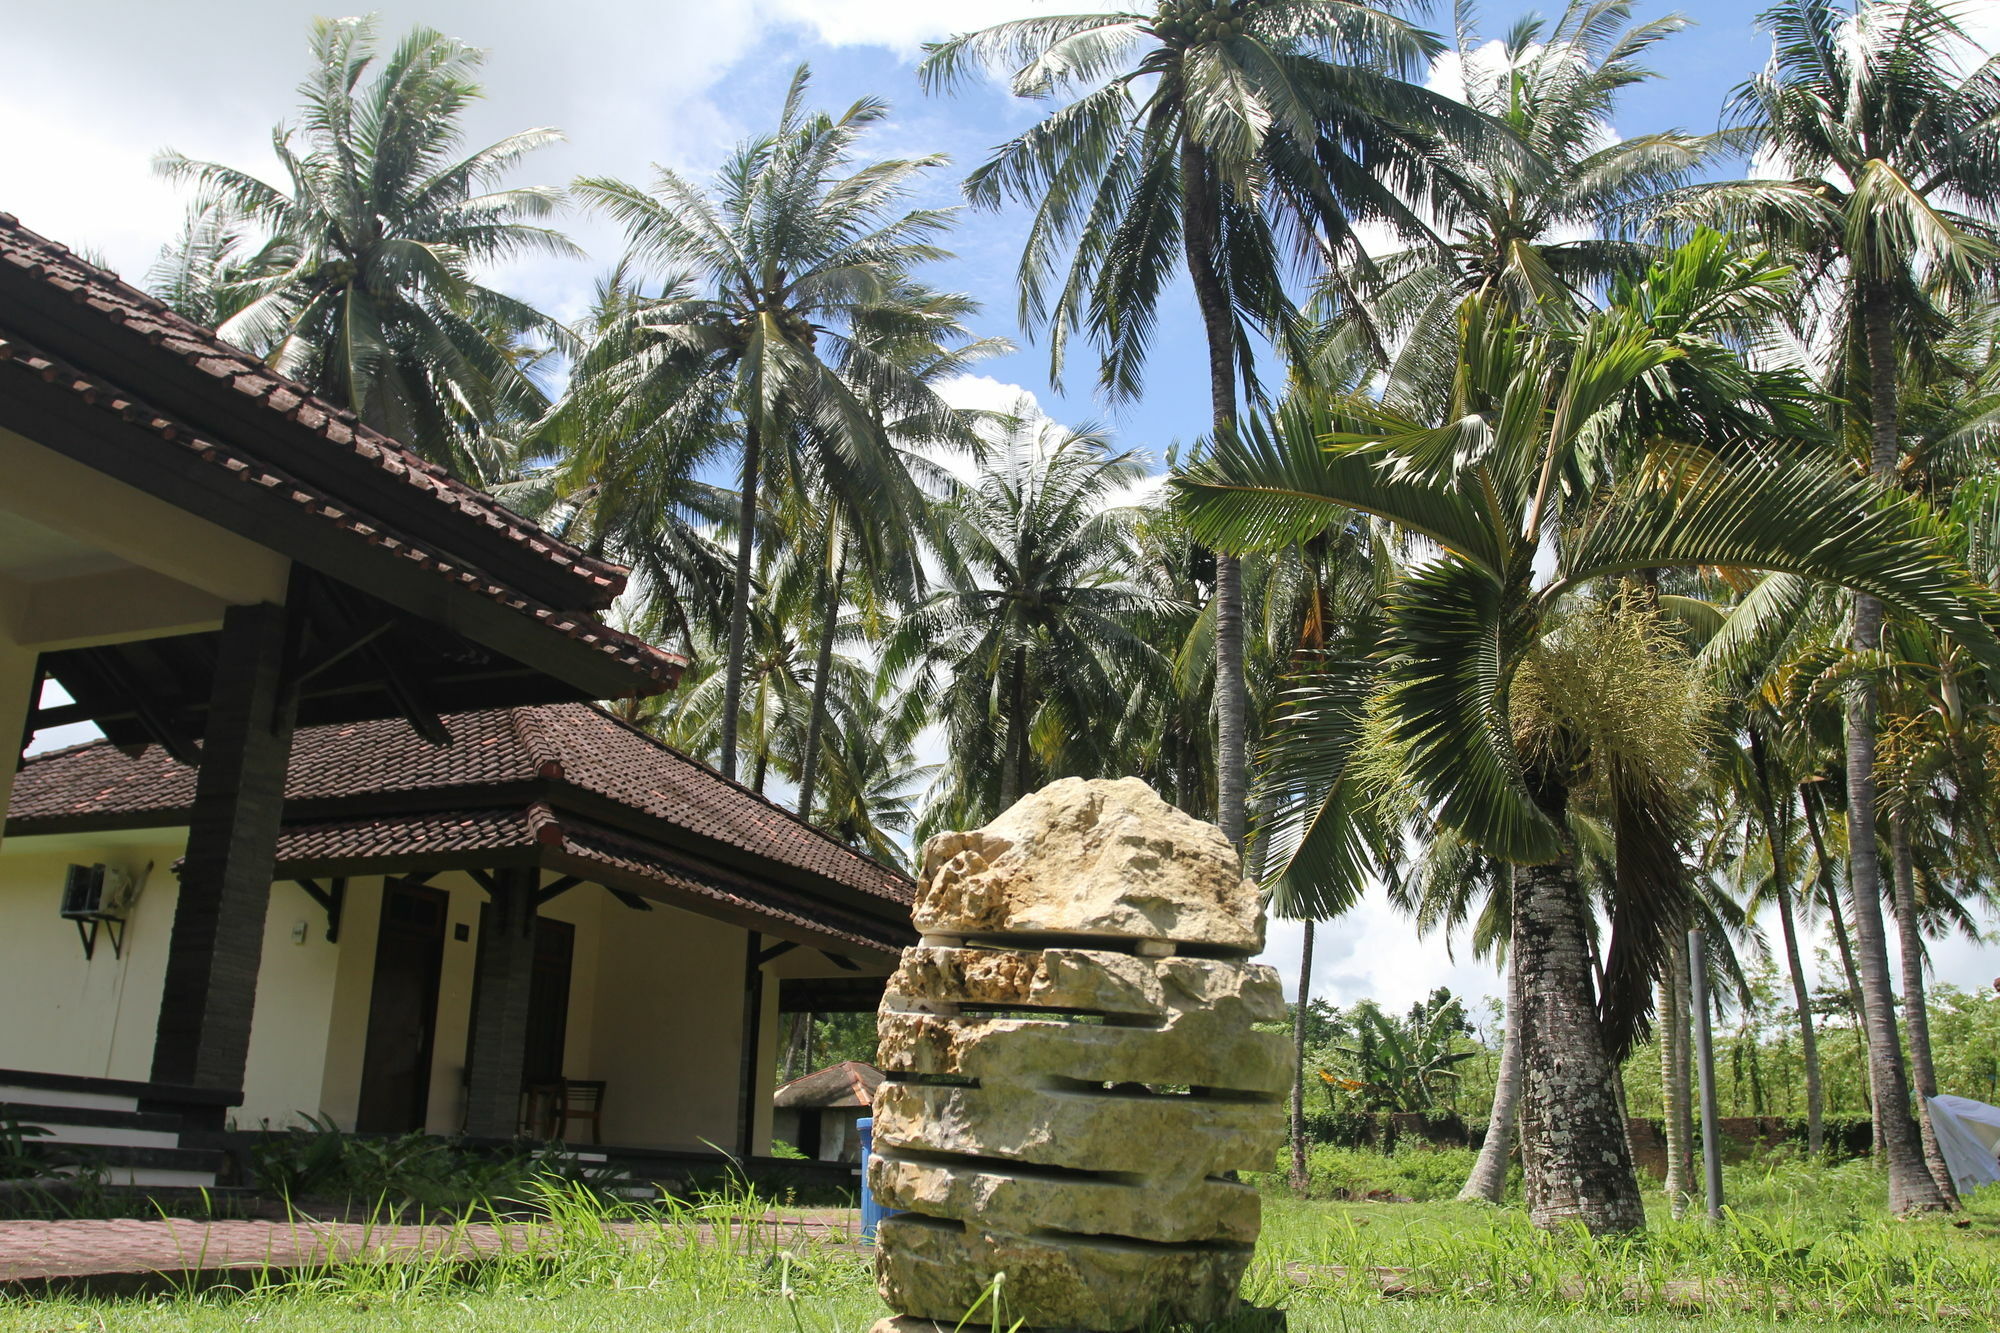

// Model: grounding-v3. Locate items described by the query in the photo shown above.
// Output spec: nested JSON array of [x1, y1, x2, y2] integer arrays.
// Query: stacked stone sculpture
[[868, 777, 1290, 1332]]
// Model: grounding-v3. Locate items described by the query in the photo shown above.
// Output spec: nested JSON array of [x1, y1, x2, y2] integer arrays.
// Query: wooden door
[[523, 917, 575, 1085], [355, 880, 448, 1132]]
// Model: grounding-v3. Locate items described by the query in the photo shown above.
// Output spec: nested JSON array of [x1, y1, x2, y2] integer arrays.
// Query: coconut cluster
[[1151, 0, 1264, 48]]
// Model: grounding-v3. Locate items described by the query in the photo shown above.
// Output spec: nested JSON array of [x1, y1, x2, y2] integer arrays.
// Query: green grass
[[2, 1161, 1996, 1331]]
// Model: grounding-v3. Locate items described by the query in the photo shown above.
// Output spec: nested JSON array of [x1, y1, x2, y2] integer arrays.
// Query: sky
[[5, 0, 1998, 1018]]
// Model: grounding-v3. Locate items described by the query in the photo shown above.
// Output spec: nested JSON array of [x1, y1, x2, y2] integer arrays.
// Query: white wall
[[0, 833, 340, 1127], [1, 836, 866, 1151]]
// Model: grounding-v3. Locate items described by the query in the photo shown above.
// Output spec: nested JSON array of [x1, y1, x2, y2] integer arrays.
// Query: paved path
[[0, 1209, 861, 1290]]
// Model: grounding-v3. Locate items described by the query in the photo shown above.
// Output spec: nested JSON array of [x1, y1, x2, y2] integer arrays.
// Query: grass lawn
[[2, 1158, 1996, 1331]]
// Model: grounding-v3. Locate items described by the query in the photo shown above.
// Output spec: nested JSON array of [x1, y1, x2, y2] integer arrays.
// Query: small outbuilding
[[772, 1060, 882, 1164]]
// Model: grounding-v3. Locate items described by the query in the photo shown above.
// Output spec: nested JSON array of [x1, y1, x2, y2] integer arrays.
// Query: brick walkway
[[0, 1209, 860, 1291]]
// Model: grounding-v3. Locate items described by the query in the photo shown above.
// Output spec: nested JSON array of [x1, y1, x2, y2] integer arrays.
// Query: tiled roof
[[773, 1061, 882, 1109], [0, 213, 627, 609], [269, 809, 901, 953], [11, 703, 913, 911]]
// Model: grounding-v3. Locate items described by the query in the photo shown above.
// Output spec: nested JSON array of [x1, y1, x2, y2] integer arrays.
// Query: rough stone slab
[[875, 1215, 1250, 1331], [871, 1081, 1283, 1179], [876, 1008, 1293, 1095], [916, 778, 1263, 952], [886, 947, 1286, 1024], [869, 1154, 1261, 1246]]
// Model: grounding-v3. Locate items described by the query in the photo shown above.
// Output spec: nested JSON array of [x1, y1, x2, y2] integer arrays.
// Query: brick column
[[465, 867, 537, 1139], [150, 601, 298, 1094]]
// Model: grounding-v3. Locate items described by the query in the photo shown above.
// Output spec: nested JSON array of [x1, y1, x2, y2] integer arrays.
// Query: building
[[0, 214, 903, 1188], [772, 1061, 883, 1164]]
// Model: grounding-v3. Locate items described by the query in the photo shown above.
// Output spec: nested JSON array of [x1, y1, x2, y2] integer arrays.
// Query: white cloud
[[762, 0, 1051, 56], [1259, 887, 1504, 1010]]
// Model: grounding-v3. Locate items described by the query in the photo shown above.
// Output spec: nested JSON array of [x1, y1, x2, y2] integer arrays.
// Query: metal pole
[[1688, 928, 1724, 1221]]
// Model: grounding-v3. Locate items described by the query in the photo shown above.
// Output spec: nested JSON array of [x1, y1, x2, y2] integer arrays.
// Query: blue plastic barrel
[[857, 1115, 901, 1241]]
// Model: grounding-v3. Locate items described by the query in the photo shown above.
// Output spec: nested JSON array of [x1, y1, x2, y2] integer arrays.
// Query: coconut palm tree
[[1175, 242, 2000, 1231], [1660, 0, 2000, 1212], [793, 285, 1009, 822], [537, 267, 739, 653], [809, 676, 937, 870], [892, 416, 1170, 829], [921, 0, 1496, 847], [154, 17, 577, 472], [1316, 0, 1718, 392], [575, 67, 962, 783]]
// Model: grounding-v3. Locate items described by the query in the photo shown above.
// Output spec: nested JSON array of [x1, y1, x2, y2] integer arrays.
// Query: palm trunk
[[1772, 859, 1825, 1156], [999, 644, 1029, 809], [797, 545, 844, 821], [1660, 931, 1694, 1218], [1751, 732, 1823, 1156], [721, 416, 763, 782], [1892, 814, 1960, 1205], [1460, 935, 1522, 1204], [1179, 138, 1247, 846], [1805, 783, 1875, 1127], [1514, 850, 1646, 1233], [1289, 919, 1316, 1195], [1852, 282, 1945, 1213]]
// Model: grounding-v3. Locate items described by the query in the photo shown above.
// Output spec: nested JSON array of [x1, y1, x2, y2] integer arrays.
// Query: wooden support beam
[[737, 932, 767, 1158], [150, 600, 298, 1099], [757, 940, 800, 967], [466, 868, 501, 898], [820, 951, 861, 972], [604, 887, 653, 912], [312, 578, 451, 747], [92, 650, 199, 766], [534, 875, 585, 909], [291, 876, 346, 943]]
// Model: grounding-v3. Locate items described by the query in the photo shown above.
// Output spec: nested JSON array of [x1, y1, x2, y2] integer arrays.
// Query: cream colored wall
[[585, 903, 767, 1151], [239, 881, 344, 1128], [0, 833, 338, 1125], [0, 427, 290, 620], [0, 836, 183, 1082], [0, 826, 873, 1153]]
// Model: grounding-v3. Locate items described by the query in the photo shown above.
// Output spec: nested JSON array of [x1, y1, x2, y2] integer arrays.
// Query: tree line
[[142, 1, 2000, 1233]]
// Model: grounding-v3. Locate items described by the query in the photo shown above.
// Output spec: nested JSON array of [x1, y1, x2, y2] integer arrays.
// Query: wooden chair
[[550, 1079, 606, 1144]]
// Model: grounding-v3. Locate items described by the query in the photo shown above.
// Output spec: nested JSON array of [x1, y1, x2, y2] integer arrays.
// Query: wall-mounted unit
[[60, 862, 147, 960]]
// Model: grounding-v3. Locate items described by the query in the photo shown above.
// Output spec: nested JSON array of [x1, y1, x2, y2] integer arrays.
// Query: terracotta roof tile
[[11, 703, 913, 914], [0, 213, 627, 609], [0, 330, 684, 689]]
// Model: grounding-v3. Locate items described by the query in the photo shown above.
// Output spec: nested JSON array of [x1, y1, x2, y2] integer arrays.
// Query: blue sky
[[6, 1, 1997, 1010]]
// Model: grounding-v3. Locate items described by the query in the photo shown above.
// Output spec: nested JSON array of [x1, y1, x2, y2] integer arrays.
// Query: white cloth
[[1926, 1095, 2000, 1195]]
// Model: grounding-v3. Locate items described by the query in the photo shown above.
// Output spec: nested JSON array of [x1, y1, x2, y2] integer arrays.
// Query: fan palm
[[892, 416, 1170, 829], [575, 67, 962, 782], [1175, 245, 2000, 1231], [1659, 0, 2000, 1212], [922, 0, 1495, 846], [154, 17, 577, 471]]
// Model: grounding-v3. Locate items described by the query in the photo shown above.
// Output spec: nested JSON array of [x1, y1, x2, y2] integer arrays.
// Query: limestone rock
[[915, 777, 1264, 953], [874, 778, 1284, 1332], [876, 1216, 1250, 1330]]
